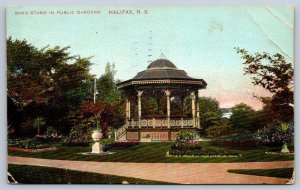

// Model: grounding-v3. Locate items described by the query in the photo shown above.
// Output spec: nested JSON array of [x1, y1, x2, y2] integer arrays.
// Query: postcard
[[6, 6, 294, 184]]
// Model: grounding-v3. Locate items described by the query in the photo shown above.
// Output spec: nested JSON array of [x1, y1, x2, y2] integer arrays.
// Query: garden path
[[8, 156, 293, 184]]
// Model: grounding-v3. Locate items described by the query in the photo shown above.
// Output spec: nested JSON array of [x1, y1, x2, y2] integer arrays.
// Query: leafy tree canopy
[[235, 48, 293, 123], [198, 97, 222, 129], [7, 37, 93, 109], [229, 103, 254, 130], [96, 62, 120, 104], [7, 37, 94, 136]]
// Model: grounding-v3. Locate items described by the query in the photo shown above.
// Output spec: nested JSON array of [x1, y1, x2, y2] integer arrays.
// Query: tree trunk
[[37, 126, 40, 136]]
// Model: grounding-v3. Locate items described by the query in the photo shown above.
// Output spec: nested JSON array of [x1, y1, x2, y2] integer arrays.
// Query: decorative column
[[128, 99, 131, 119], [164, 89, 171, 128], [181, 96, 185, 128], [190, 91, 196, 127], [196, 95, 200, 128], [125, 96, 131, 128], [125, 97, 129, 128], [137, 90, 143, 128]]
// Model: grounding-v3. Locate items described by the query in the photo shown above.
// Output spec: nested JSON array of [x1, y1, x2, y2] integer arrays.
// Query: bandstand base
[[125, 128, 200, 142]]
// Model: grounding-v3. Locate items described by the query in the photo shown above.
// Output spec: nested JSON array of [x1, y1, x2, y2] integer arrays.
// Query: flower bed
[[265, 151, 294, 155], [170, 141, 202, 151], [166, 151, 240, 157], [8, 138, 51, 149], [168, 141, 240, 157], [62, 135, 90, 147], [8, 146, 57, 153]]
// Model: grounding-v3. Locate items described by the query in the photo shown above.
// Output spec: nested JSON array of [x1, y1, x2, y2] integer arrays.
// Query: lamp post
[[93, 78, 98, 103], [91, 76, 103, 154]]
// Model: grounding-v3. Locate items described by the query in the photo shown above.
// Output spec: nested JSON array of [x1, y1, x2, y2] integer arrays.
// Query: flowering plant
[[256, 122, 294, 144], [8, 138, 50, 149], [62, 126, 90, 146]]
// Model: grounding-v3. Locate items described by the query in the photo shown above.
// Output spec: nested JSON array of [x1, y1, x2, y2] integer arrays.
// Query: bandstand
[[116, 58, 207, 142]]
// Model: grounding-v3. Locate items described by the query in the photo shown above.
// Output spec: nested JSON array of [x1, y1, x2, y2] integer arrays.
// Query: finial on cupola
[[159, 52, 167, 59]]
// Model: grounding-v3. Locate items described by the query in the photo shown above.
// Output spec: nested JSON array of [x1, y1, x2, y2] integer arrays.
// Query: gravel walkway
[[8, 156, 294, 184]]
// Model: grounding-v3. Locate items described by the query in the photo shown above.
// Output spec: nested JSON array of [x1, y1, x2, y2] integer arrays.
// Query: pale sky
[[6, 6, 294, 110]]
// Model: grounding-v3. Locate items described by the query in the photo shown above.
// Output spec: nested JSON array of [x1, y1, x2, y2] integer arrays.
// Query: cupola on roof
[[132, 58, 193, 80], [147, 59, 177, 69]]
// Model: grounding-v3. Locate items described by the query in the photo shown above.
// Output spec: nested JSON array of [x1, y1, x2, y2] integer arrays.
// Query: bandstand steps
[[116, 127, 126, 141]]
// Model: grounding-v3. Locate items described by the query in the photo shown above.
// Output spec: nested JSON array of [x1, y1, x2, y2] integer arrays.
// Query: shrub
[[205, 122, 230, 138], [62, 125, 90, 146], [62, 136, 90, 147], [32, 126, 63, 144], [44, 126, 58, 138], [256, 122, 294, 144], [175, 130, 194, 144], [169, 142, 238, 157], [170, 141, 208, 156], [105, 142, 140, 150], [218, 132, 256, 141], [171, 131, 206, 156], [171, 141, 202, 151]]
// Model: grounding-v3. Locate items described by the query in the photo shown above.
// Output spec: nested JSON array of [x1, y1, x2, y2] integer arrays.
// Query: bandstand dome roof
[[117, 58, 207, 90], [147, 59, 177, 69], [133, 59, 193, 80]]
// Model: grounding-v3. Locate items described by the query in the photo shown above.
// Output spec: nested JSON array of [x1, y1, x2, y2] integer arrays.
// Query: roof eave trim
[[116, 79, 207, 89]]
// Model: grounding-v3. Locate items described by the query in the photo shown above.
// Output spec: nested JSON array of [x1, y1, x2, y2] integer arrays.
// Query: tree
[[7, 38, 51, 107], [205, 120, 230, 138], [183, 96, 192, 117], [33, 117, 46, 136], [199, 97, 220, 114], [7, 37, 94, 136], [77, 100, 125, 138], [101, 101, 125, 137], [248, 110, 272, 132], [7, 39, 92, 109], [141, 96, 158, 117], [198, 97, 222, 130], [78, 101, 104, 129], [168, 96, 181, 116], [235, 48, 294, 123], [229, 103, 254, 131], [97, 62, 120, 104]]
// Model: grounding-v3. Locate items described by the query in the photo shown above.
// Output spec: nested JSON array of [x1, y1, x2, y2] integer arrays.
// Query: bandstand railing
[[126, 118, 196, 128]]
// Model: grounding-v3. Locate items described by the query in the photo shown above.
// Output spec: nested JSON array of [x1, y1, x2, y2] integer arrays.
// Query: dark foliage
[[105, 141, 140, 150], [235, 48, 294, 123]]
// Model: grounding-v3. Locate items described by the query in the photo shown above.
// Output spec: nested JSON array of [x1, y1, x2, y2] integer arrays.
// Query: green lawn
[[8, 142, 294, 163], [8, 164, 173, 184], [227, 168, 294, 179]]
